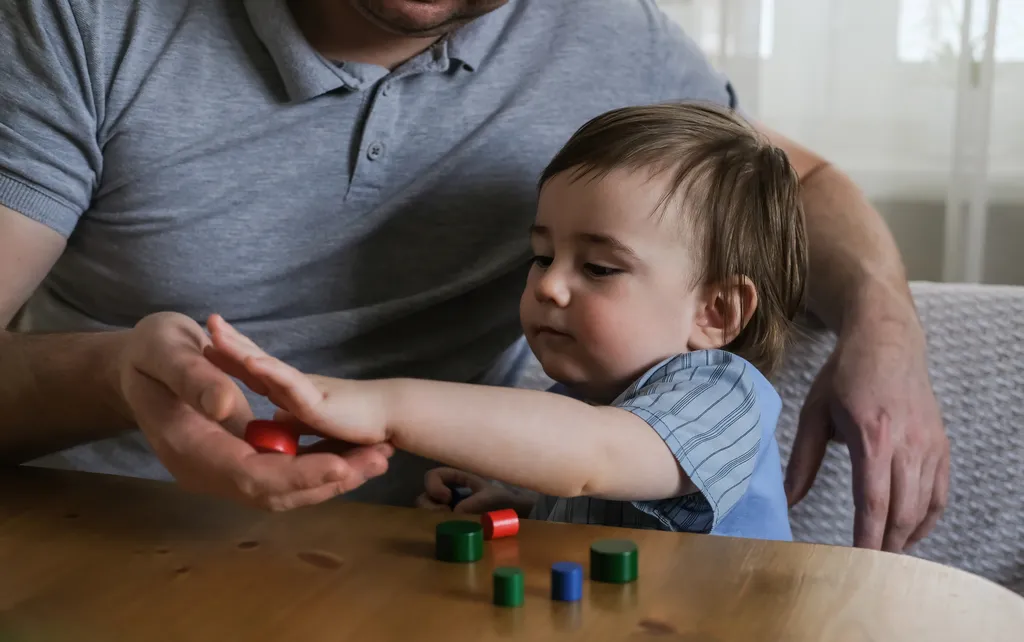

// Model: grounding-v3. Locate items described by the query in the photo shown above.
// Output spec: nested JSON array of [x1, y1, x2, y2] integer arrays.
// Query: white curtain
[[657, 0, 1024, 284]]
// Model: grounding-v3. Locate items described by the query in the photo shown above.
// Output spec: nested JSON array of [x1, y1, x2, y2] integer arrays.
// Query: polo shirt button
[[367, 141, 385, 160], [381, 83, 391, 96]]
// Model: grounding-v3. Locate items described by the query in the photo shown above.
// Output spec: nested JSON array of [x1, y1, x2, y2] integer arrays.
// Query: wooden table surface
[[0, 467, 1020, 642]]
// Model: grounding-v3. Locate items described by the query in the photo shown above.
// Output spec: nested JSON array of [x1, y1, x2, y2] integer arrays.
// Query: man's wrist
[[100, 330, 135, 426], [841, 277, 923, 345]]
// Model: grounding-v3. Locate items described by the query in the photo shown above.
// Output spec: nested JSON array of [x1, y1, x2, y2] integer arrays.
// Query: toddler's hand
[[203, 314, 388, 446], [417, 467, 533, 516]]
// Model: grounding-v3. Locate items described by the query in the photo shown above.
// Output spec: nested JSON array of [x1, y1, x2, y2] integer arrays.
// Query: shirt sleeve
[[0, 0, 102, 237], [615, 351, 763, 533]]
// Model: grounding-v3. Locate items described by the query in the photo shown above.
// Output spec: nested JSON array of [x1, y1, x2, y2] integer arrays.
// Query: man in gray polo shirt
[[0, 0, 948, 552]]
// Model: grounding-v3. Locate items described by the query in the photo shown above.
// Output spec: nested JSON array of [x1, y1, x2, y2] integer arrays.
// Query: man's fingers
[[900, 451, 937, 551], [151, 410, 390, 512], [234, 448, 389, 509], [138, 327, 245, 423], [203, 345, 270, 396], [174, 432, 357, 512], [255, 483, 349, 512], [300, 439, 395, 459], [784, 392, 832, 507], [160, 353, 242, 422], [850, 414, 894, 550], [907, 448, 949, 549], [881, 452, 923, 553], [335, 443, 393, 479]]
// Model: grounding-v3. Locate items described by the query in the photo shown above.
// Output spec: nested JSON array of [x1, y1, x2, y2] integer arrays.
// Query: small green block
[[493, 566, 525, 607], [590, 539, 638, 583], [435, 520, 484, 563]]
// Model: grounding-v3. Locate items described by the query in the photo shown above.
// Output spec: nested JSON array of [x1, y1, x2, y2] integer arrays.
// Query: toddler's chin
[[538, 355, 588, 389]]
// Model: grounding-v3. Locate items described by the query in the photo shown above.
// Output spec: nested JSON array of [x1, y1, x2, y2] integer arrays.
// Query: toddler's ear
[[688, 276, 758, 350]]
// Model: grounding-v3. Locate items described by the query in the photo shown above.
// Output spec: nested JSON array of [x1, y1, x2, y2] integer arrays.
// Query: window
[[656, 0, 1024, 202], [898, 0, 1024, 63]]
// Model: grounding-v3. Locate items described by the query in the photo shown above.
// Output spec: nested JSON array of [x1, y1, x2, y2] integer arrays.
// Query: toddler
[[205, 101, 807, 541]]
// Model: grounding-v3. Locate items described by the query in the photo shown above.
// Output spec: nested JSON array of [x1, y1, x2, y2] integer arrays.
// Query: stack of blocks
[[435, 509, 638, 608]]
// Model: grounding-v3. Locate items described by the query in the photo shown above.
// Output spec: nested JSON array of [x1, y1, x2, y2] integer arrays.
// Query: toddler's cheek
[[576, 304, 634, 359]]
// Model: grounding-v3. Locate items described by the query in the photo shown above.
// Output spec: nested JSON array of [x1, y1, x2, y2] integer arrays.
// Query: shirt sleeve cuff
[[621, 403, 759, 532], [0, 171, 81, 237]]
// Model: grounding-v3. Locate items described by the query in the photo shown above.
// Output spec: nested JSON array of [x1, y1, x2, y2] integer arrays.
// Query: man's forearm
[[800, 164, 916, 332], [0, 330, 133, 464]]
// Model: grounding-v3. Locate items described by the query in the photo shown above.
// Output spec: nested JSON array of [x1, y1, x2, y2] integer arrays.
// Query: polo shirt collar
[[243, 0, 348, 102], [445, 1, 514, 72], [243, 0, 513, 102]]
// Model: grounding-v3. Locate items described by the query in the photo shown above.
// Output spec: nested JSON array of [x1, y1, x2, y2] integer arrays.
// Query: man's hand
[[117, 312, 393, 512], [203, 314, 389, 446], [784, 298, 950, 552], [417, 467, 535, 517]]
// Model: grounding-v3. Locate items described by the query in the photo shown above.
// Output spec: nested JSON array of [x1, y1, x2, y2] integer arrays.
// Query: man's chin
[[351, 0, 505, 37]]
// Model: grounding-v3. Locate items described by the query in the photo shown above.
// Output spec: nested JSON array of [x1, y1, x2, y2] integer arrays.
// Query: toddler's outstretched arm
[[204, 314, 695, 502]]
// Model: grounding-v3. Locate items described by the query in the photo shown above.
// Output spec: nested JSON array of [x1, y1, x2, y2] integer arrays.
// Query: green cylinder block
[[590, 539, 638, 583], [493, 566, 525, 607], [435, 520, 484, 563]]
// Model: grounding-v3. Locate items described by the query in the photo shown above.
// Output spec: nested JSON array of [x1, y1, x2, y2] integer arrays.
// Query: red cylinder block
[[244, 420, 298, 456], [481, 509, 520, 540]]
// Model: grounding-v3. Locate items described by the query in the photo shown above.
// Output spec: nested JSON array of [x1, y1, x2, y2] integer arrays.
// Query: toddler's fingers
[[415, 492, 451, 512], [424, 467, 489, 500], [207, 314, 268, 363], [424, 468, 478, 504], [203, 345, 271, 396], [455, 491, 511, 515], [423, 470, 453, 504], [246, 356, 326, 420]]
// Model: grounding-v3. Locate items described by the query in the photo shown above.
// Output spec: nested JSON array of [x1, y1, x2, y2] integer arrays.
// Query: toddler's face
[[520, 167, 704, 402]]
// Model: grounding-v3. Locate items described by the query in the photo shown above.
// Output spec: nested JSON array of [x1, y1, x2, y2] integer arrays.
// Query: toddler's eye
[[584, 264, 622, 278], [531, 255, 553, 269]]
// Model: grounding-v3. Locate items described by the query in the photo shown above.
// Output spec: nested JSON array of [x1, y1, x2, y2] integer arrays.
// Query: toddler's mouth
[[535, 325, 572, 339]]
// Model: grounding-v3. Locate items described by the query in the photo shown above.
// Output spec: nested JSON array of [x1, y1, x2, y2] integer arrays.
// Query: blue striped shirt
[[530, 350, 792, 541]]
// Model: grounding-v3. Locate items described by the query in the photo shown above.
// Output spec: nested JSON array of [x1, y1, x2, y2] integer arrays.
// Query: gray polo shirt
[[0, 0, 736, 504]]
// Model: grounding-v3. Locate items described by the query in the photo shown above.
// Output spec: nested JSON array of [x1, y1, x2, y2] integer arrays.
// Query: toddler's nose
[[535, 268, 571, 307]]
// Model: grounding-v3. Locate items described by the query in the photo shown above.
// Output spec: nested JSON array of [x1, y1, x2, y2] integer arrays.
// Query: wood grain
[[0, 467, 1019, 641]]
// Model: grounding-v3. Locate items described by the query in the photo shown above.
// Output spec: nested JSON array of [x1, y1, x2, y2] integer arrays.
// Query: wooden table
[[0, 467, 1020, 642]]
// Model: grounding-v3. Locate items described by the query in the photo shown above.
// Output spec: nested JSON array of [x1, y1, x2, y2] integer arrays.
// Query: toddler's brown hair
[[540, 102, 808, 376]]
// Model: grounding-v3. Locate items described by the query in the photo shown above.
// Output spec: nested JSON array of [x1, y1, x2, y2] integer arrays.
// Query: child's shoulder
[[612, 350, 781, 417]]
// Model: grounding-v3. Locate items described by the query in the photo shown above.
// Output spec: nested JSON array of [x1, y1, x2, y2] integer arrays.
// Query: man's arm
[[757, 125, 914, 329], [0, 205, 133, 463], [756, 124, 950, 553], [1, 207, 393, 514]]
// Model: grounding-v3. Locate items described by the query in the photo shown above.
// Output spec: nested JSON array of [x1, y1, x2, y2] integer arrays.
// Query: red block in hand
[[481, 509, 520, 540], [244, 420, 298, 456]]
